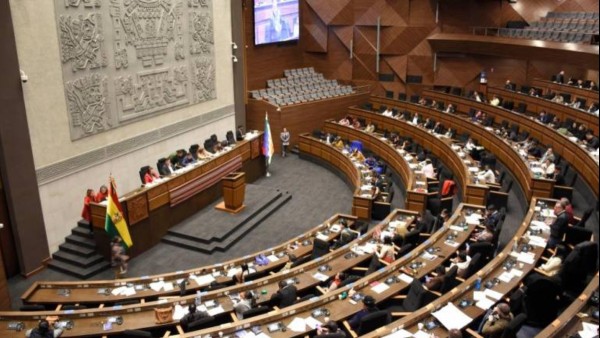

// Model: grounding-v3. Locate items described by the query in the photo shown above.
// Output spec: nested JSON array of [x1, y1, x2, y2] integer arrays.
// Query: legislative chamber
[[0, 1, 597, 337]]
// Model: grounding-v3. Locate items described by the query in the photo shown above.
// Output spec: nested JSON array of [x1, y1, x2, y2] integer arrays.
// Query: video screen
[[254, 0, 299, 46]]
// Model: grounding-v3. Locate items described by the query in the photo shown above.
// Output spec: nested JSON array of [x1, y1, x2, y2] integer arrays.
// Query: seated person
[[410, 113, 421, 125], [213, 141, 224, 153], [480, 303, 514, 338], [430, 99, 438, 109], [180, 304, 209, 331], [333, 137, 345, 150], [26, 319, 62, 338], [587, 103, 599, 115], [327, 272, 349, 292], [444, 103, 455, 114], [549, 165, 565, 185], [548, 116, 561, 129], [472, 223, 495, 243], [197, 147, 213, 160], [233, 291, 256, 319], [528, 88, 539, 97], [423, 118, 435, 130], [547, 200, 569, 248], [382, 108, 393, 117], [551, 94, 564, 104], [490, 95, 500, 106], [236, 125, 245, 141], [315, 321, 346, 338], [423, 265, 446, 292], [158, 158, 175, 176], [174, 149, 187, 167], [541, 158, 555, 178], [233, 263, 250, 284], [352, 118, 361, 129], [350, 148, 366, 162], [421, 159, 436, 179], [587, 81, 597, 91], [538, 244, 567, 277], [448, 250, 471, 276], [339, 219, 360, 246], [347, 295, 379, 330], [585, 131, 599, 150], [143, 166, 159, 184], [181, 152, 196, 167], [504, 79, 513, 90], [537, 110, 550, 124], [339, 116, 351, 126], [364, 122, 376, 133], [471, 91, 483, 102], [444, 128, 455, 139], [568, 99, 581, 109], [477, 165, 496, 184], [270, 280, 298, 308], [539, 147, 555, 164], [95, 185, 108, 203], [418, 97, 427, 106], [375, 236, 395, 263]]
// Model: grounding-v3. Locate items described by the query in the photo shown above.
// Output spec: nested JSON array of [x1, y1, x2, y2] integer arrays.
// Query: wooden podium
[[215, 172, 246, 213]]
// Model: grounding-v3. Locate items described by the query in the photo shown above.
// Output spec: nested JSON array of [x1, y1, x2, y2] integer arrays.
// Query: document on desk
[[476, 297, 496, 310], [163, 282, 174, 292], [111, 286, 127, 296], [287, 317, 306, 332], [466, 216, 481, 225], [516, 252, 536, 265], [122, 286, 136, 296], [527, 235, 547, 247], [578, 322, 599, 338], [383, 329, 414, 338], [304, 316, 322, 330], [484, 288, 503, 301], [432, 303, 472, 330], [473, 291, 486, 301], [173, 304, 186, 320], [149, 281, 165, 292], [371, 282, 390, 294], [207, 305, 224, 316], [449, 225, 465, 232], [312, 272, 329, 282], [498, 271, 514, 283], [398, 273, 414, 284], [192, 274, 216, 286]]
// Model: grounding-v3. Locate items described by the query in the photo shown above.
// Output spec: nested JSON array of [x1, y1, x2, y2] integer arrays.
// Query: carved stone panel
[[54, 0, 217, 140]]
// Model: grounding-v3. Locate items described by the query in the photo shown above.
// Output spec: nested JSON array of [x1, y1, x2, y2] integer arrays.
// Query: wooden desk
[[487, 86, 599, 135], [536, 273, 599, 338], [343, 108, 492, 207], [89, 134, 265, 260], [2, 210, 419, 337], [368, 96, 541, 200], [168, 204, 483, 337], [22, 214, 354, 306], [298, 134, 374, 220], [360, 197, 552, 337], [422, 90, 600, 198], [532, 78, 599, 106]]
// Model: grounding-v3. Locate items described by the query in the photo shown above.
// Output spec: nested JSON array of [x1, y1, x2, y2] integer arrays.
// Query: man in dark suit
[[551, 166, 565, 186], [236, 125, 245, 141], [180, 304, 209, 331], [585, 131, 599, 150], [555, 70, 565, 84], [348, 295, 379, 330], [548, 201, 569, 248], [270, 280, 297, 308], [483, 205, 500, 230]]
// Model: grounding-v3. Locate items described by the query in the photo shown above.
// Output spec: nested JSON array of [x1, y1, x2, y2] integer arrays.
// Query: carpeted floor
[[7, 151, 597, 310]]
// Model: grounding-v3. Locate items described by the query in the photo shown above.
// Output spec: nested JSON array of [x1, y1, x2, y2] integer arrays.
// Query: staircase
[[47, 221, 111, 279]]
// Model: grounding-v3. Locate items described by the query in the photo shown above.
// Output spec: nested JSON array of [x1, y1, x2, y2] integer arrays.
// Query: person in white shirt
[[538, 245, 567, 276], [490, 95, 500, 106], [382, 108, 393, 117], [541, 158, 555, 178], [445, 104, 455, 114], [540, 147, 555, 164], [465, 138, 476, 152], [364, 123, 376, 133], [421, 159, 436, 179], [477, 165, 496, 184], [411, 113, 420, 125], [449, 251, 471, 276]]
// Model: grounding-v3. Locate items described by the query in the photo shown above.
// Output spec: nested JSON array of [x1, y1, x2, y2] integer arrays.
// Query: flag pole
[[265, 157, 271, 177]]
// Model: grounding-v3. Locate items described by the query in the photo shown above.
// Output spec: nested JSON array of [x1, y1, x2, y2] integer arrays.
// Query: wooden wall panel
[[244, 0, 598, 102]]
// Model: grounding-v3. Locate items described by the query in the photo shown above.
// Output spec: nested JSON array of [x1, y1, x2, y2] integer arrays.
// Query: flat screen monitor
[[254, 0, 299, 46]]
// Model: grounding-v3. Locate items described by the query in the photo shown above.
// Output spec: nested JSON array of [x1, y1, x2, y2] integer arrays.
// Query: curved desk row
[[361, 197, 558, 337], [369, 96, 544, 201], [532, 78, 599, 108], [2, 209, 421, 338], [536, 273, 599, 338], [169, 203, 484, 337], [421, 90, 599, 198], [343, 108, 494, 207], [298, 134, 375, 219], [89, 133, 265, 260], [22, 214, 356, 306], [487, 86, 599, 135]]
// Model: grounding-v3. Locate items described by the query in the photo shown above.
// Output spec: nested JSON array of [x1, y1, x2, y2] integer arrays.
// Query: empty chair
[[574, 207, 594, 227], [242, 306, 270, 319], [311, 238, 329, 259], [522, 275, 561, 327], [389, 279, 437, 315], [440, 265, 459, 293], [564, 226, 593, 248], [460, 252, 482, 279], [122, 330, 153, 337]]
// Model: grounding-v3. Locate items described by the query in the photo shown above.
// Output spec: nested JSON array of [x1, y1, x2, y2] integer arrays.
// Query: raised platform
[[162, 184, 292, 253]]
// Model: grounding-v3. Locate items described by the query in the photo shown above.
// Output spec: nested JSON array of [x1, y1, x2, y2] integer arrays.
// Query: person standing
[[111, 236, 129, 274], [82, 189, 96, 235], [280, 127, 290, 157]]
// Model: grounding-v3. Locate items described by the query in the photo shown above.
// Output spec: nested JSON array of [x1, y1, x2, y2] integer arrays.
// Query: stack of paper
[[383, 329, 414, 338], [578, 322, 599, 338], [304, 316, 322, 330], [432, 303, 472, 329], [371, 282, 390, 294], [287, 317, 307, 332], [190, 274, 216, 286], [528, 235, 547, 247], [516, 252, 536, 265], [312, 272, 329, 282], [398, 273, 414, 284], [149, 281, 165, 292]]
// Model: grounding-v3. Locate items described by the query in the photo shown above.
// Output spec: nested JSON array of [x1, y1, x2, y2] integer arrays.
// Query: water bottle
[[475, 278, 482, 291], [195, 290, 202, 306], [512, 240, 518, 252]]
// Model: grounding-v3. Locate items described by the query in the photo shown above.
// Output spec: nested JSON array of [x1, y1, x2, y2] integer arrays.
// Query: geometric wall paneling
[[304, 4, 328, 53], [407, 0, 436, 26], [354, 0, 407, 26], [331, 25, 354, 51], [380, 26, 436, 55], [305, 0, 353, 26], [352, 26, 378, 81], [438, 1, 503, 33], [434, 56, 483, 88], [409, 26, 439, 57], [383, 55, 408, 83], [55, 0, 216, 140], [407, 55, 434, 84]]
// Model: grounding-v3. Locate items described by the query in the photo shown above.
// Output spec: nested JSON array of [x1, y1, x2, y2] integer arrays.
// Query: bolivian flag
[[105, 177, 133, 248], [262, 112, 274, 165]]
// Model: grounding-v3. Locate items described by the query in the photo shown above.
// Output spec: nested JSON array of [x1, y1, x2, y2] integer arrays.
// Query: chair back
[[403, 279, 427, 312], [186, 316, 215, 331], [242, 306, 270, 319], [357, 310, 392, 335], [565, 226, 593, 247], [440, 265, 458, 293], [311, 238, 329, 259], [462, 253, 482, 279], [575, 208, 594, 227], [139, 165, 150, 184], [501, 313, 527, 338]]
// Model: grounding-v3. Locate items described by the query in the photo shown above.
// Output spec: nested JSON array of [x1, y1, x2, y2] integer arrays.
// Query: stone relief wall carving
[[55, 0, 216, 140]]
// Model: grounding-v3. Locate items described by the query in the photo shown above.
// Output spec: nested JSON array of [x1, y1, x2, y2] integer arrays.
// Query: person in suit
[[270, 280, 297, 308], [560, 197, 575, 224], [423, 118, 435, 130], [473, 223, 495, 243], [548, 200, 569, 248], [181, 152, 196, 167], [432, 122, 444, 135], [483, 205, 500, 229], [236, 125, 245, 141], [348, 295, 379, 330], [315, 321, 346, 337], [233, 263, 250, 284], [550, 166, 565, 185], [233, 291, 256, 319], [539, 147, 555, 164], [26, 319, 63, 338], [504, 79, 514, 90], [444, 104, 455, 114], [537, 111, 550, 124], [585, 131, 599, 150], [180, 304, 209, 330], [555, 70, 565, 84], [111, 236, 129, 274], [280, 127, 290, 157], [480, 303, 513, 338], [424, 265, 446, 292], [159, 158, 176, 175]]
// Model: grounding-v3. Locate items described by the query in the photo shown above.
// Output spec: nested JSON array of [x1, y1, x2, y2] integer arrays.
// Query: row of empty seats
[[529, 18, 599, 33], [546, 11, 600, 20], [283, 66, 316, 78], [498, 27, 596, 43]]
